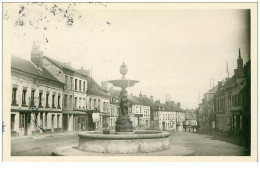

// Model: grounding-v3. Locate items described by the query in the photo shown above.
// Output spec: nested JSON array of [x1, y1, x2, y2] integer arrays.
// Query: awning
[[92, 113, 100, 122]]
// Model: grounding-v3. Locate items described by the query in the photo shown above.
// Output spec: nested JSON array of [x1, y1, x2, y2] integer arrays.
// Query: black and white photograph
[[2, 2, 257, 161]]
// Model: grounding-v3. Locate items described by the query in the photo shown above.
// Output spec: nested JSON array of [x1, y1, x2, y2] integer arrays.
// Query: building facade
[[215, 50, 247, 135], [87, 78, 110, 130], [11, 53, 64, 137], [42, 56, 89, 132]]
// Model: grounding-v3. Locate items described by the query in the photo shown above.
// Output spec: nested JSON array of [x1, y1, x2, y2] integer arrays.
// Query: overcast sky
[[5, 3, 250, 109]]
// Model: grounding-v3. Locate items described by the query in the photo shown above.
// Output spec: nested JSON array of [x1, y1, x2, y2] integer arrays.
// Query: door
[[51, 115, 54, 132], [63, 115, 68, 132], [24, 114, 29, 136], [162, 122, 165, 131], [11, 114, 15, 132]]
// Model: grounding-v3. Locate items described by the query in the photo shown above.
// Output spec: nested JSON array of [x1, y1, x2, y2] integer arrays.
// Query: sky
[[4, 3, 250, 109]]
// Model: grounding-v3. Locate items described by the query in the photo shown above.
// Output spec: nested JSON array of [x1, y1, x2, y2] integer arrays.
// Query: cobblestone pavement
[[170, 131, 247, 156], [11, 131, 247, 156]]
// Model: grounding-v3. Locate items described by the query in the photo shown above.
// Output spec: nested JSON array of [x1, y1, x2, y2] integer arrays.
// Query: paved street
[[170, 132, 247, 156], [11, 131, 246, 156], [11, 133, 79, 156]]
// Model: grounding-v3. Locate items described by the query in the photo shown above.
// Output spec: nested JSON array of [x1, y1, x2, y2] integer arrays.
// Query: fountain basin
[[78, 130, 170, 154], [107, 79, 139, 88]]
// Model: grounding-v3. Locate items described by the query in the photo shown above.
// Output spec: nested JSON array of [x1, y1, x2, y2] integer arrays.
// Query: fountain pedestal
[[115, 116, 133, 132]]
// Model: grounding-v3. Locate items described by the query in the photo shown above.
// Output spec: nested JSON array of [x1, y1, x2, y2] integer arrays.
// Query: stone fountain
[[52, 63, 171, 155], [107, 62, 139, 133]]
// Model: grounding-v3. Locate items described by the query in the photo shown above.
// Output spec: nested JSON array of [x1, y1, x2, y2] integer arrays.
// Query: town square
[[3, 3, 253, 157]]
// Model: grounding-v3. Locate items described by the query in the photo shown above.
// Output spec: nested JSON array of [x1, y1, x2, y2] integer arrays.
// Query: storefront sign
[[92, 113, 100, 122]]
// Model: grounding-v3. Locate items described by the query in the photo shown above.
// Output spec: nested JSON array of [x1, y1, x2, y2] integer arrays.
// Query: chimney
[[139, 91, 142, 98], [31, 41, 43, 69], [101, 81, 108, 91], [177, 102, 181, 108], [150, 95, 154, 102]]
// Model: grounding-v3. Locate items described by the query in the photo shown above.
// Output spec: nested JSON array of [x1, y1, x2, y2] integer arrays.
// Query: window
[[238, 94, 242, 106], [89, 98, 92, 109], [79, 80, 82, 91], [40, 113, 43, 128], [12, 87, 17, 105], [75, 79, 78, 90], [39, 91, 43, 107], [83, 98, 85, 108], [98, 100, 100, 110], [52, 94, 55, 108], [70, 77, 73, 90], [83, 82, 86, 92], [34, 113, 38, 128], [31, 89, 35, 106], [65, 75, 68, 85], [103, 101, 105, 111], [22, 88, 27, 105], [46, 92, 49, 107], [51, 115, 55, 128], [64, 94, 67, 107], [57, 115, 60, 128], [19, 114, 25, 128], [75, 97, 77, 108], [69, 95, 72, 108], [58, 95, 61, 108], [45, 114, 47, 128], [79, 98, 82, 108], [94, 99, 97, 109]]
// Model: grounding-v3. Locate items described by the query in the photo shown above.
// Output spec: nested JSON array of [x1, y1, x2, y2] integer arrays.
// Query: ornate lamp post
[[108, 63, 139, 132]]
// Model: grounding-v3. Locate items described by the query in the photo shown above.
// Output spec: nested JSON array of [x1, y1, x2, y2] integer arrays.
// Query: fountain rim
[[78, 130, 170, 140]]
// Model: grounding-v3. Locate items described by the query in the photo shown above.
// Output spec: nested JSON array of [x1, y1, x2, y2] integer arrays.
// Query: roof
[[215, 75, 246, 96], [128, 95, 143, 105], [207, 85, 218, 94], [153, 102, 184, 112], [109, 89, 120, 98], [139, 95, 156, 108], [11, 55, 63, 84], [44, 55, 76, 72], [87, 76, 110, 98]]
